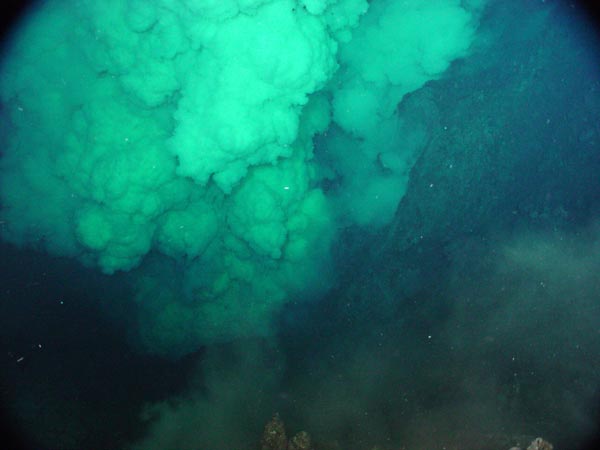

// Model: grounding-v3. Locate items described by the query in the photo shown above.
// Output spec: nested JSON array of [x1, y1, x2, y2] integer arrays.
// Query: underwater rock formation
[[260, 414, 313, 450], [525, 437, 554, 450], [260, 413, 555, 450], [261, 414, 288, 450], [288, 431, 312, 450], [508, 437, 554, 450]]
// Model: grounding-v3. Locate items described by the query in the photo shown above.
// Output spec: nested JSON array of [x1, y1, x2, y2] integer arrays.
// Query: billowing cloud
[[0, 0, 482, 356]]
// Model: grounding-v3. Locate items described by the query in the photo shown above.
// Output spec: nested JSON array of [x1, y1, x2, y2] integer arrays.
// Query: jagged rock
[[288, 431, 312, 450], [261, 414, 287, 450], [526, 437, 553, 450]]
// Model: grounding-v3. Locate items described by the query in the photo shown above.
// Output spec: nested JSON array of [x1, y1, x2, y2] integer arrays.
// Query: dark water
[[1, 1, 600, 449]]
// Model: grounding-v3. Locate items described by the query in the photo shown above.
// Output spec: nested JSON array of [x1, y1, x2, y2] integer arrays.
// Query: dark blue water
[[1, 1, 600, 449]]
